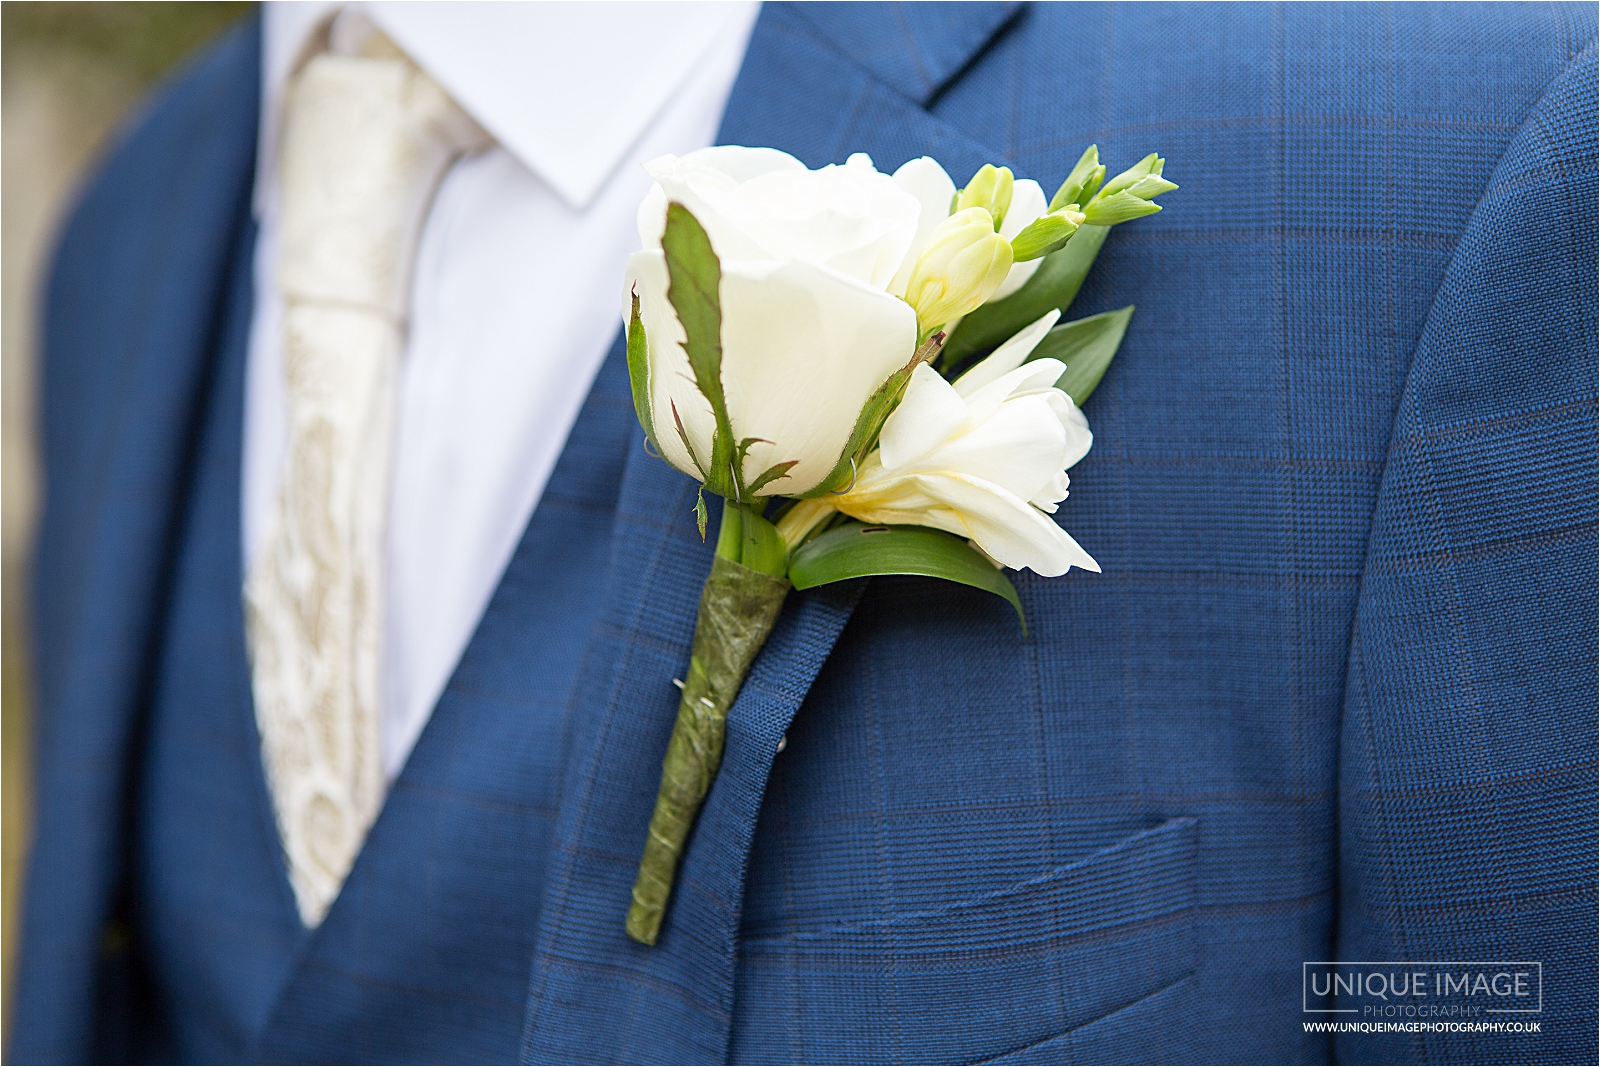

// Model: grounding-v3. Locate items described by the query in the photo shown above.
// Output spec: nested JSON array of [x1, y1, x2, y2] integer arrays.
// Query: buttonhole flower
[[778, 311, 1100, 577]]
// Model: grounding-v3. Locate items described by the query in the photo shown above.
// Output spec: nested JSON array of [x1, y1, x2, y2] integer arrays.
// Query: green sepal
[[747, 460, 799, 496], [788, 523, 1026, 632], [938, 224, 1108, 370], [797, 366, 909, 498], [1027, 305, 1134, 406], [1076, 165, 1107, 207], [799, 332, 944, 498], [626, 288, 659, 452], [1082, 191, 1162, 227], [660, 204, 803, 501], [669, 399, 706, 480], [662, 202, 739, 499], [694, 487, 708, 540], [1126, 174, 1179, 199], [729, 437, 799, 499]]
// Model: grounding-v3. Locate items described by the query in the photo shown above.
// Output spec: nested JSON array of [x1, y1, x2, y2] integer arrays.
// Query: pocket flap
[[734, 816, 1199, 1063]]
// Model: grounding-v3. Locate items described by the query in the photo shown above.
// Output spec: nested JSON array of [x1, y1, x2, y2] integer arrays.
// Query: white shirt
[[246, 1, 759, 778]]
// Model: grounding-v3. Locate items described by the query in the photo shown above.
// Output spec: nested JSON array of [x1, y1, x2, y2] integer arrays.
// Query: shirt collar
[[258, 1, 757, 214]]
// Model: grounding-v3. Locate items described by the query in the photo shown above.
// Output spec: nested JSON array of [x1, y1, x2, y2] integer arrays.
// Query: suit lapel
[[721, 1, 1020, 170], [521, 5, 1020, 1063]]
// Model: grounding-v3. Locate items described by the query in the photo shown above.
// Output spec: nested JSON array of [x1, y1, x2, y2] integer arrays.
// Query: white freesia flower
[[781, 311, 1100, 576], [628, 147, 961, 495]]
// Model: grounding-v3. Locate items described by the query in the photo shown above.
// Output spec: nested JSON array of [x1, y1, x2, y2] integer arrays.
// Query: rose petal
[[718, 258, 917, 494], [888, 156, 958, 297]]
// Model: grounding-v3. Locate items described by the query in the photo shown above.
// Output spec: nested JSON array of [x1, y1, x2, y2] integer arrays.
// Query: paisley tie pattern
[[245, 28, 487, 927]]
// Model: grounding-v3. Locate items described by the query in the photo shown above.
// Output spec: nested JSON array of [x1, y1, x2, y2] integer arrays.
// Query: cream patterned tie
[[246, 26, 488, 927]]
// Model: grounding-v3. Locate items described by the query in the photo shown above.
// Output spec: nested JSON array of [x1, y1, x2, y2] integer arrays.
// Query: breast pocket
[[733, 816, 1200, 1065]]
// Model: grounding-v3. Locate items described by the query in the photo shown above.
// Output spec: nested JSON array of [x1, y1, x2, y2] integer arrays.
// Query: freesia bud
[[1050, 144, 1106, 211], [956, 164, 1015, 229], [903, 207, 1015, 333], [1097, 152, 1165, 198], [1125, 173, 1180, 199], [1009, 206, 1087, 261], [1080, 151, 1176, 227], [1082, 191, 1163, 226]]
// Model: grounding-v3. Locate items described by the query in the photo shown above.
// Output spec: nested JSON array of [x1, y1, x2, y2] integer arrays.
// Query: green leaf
[[788, 523, 1026, 632], [626, 287, 658, 451], [939, 224, 1108, 370], [1027, 305, 1134, 406], [694, 488, 708, 541], [662, 202, 737, 498]]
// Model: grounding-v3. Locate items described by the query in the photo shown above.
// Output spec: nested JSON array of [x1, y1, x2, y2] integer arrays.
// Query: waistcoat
[[134, 216, 637, 1061]]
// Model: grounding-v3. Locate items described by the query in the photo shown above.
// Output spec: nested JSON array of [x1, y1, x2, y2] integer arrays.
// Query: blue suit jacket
[[14, 4, 1597, 1063]]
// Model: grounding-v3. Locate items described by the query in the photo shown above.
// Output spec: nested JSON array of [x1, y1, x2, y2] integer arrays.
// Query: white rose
[[627, 147, 949, 496], [884, 155, 957, 296], [782, 310, 1099, 576]]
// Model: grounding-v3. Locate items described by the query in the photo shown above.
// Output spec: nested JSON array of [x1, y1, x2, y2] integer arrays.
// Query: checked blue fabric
[[11, 3, 1596, 1064]]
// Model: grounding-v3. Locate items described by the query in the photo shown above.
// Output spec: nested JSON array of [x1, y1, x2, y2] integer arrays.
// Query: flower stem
[[626, 503, 790, 945]]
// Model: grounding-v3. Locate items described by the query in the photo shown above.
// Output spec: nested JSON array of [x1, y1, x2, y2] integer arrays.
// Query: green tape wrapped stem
[[626, 556, 790, 945]]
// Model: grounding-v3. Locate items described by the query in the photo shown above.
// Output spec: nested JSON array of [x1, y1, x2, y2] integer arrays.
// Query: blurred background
[[2, 1, 251, 1039]]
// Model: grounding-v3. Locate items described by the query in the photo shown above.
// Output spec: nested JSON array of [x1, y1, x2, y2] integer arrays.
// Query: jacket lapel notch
[[720, 3, 1019, 182], [781, 1, 1023, 107]]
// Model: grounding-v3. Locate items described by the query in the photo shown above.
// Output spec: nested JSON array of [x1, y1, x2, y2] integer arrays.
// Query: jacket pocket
[[734, 816, 1199, 1065]]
